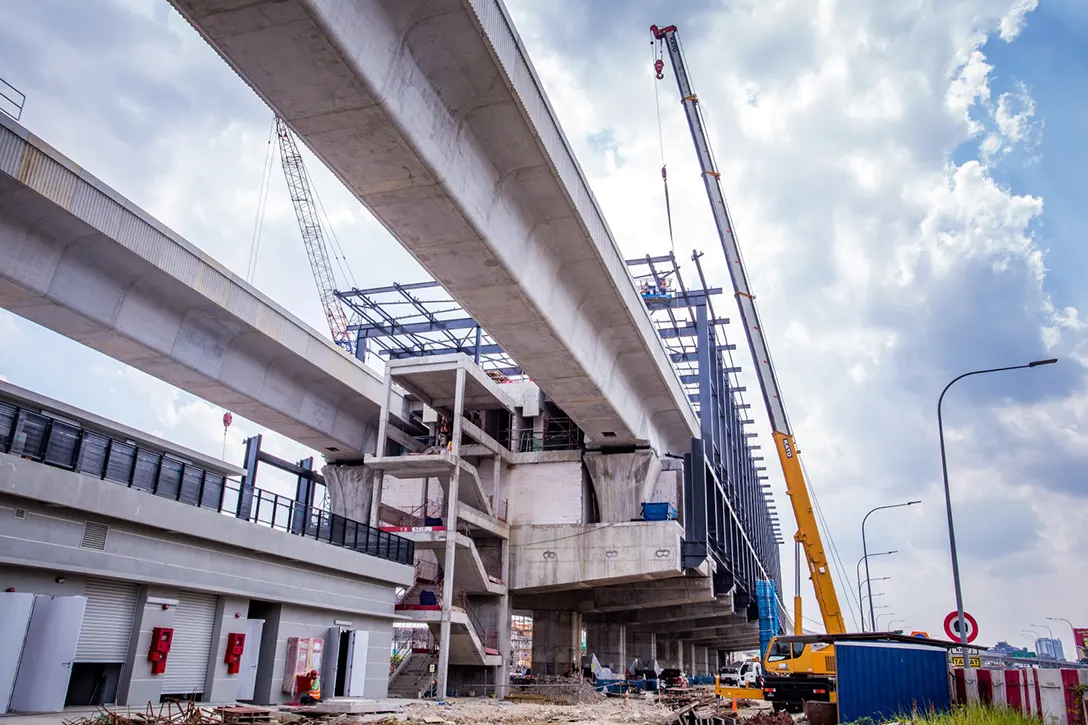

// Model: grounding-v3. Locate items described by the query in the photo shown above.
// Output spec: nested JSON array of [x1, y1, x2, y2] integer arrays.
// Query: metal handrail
[[0, 400, 414, 566], [0, 77, 25, 121]]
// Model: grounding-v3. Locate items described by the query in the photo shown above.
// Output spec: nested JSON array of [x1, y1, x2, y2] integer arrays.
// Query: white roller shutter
[[162, 591, 218, 696], [75, 578, 139, 662]]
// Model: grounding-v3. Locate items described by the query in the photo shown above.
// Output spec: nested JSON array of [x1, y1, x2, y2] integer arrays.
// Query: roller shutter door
[[162, 591, 219, 696], [75, 578, 139, 662]]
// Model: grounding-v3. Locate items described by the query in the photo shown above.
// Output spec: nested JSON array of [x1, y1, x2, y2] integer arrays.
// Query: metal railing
[[0, 77, 24, 121], [0, 400, 413, 566]]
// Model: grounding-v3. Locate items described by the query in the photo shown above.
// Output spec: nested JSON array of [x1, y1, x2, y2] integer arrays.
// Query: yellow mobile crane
[[651, 24, 845, 711]]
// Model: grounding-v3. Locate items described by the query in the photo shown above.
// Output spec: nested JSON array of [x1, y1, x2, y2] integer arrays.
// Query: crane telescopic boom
[[651, 24, 845, 635], [275, 118, 353, 352]]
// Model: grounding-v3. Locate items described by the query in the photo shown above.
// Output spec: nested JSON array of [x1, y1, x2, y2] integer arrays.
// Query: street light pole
[[1031, 623, 1054, 639], [1048, 617, 1077, 660], [856, 551, 896, 632], [939, 359, 1057, 651], [876, 612, 897, 630], [863, 502, 920, 630]]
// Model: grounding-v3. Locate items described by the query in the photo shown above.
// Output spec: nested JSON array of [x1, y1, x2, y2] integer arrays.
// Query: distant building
[[1036, 637, 1065, 661], [990, 641, 1033, 658]]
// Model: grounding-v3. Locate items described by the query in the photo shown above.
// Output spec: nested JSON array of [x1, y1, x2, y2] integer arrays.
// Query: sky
[[0, 0, 1085, 657]]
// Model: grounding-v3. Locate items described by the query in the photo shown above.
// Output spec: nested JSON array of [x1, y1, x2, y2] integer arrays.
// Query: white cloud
[[1000, 0, 1039, 42]]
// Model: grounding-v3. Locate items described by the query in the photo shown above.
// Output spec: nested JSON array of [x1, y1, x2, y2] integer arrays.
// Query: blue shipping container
[[836, 641, 951, 723]]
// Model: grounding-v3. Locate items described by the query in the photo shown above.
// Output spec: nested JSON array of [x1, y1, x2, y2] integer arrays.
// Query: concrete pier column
[[693, 646, 709, 676], [322, 465, 375, 523], [627, 630, 657, 669], [586, 622, 627, 674], [684, 642, 696, 674], [658, 639, 679, 668], [583, 451, 662, 522], [531, 611, 582, 676]]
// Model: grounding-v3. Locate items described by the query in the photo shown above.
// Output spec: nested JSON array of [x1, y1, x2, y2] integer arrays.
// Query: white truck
[[719, 661, 762, 689]]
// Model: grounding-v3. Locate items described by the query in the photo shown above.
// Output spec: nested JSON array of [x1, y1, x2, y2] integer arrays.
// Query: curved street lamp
[[856, 551, 896, 631], [939, 359, 1057, 652], [863, 503, 920, 630]]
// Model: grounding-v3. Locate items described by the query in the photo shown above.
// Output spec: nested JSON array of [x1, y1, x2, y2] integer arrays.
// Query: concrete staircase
[[388, 651, 438, 699]]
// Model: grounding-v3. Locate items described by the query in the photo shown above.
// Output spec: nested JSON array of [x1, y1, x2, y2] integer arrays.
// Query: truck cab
[[761, 635, 837, 712], [720, 661, 762, 688]]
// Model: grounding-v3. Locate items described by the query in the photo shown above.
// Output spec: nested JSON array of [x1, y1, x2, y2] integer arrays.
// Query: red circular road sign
[[944, 611, 978, 643]]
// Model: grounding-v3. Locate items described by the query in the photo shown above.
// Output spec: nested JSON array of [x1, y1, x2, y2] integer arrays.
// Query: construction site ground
[[0, 687, 789, 725]]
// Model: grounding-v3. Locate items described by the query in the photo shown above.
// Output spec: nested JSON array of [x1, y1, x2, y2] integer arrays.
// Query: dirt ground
[[398, 693, 775, 725]]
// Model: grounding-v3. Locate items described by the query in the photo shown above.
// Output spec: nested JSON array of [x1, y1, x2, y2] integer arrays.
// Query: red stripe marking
[[1006, 670, 1024, 713]]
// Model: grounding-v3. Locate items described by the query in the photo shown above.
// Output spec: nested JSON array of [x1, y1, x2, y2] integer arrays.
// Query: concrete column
[[683, 642, 696, 674], [494, 536, 511, 698], [626, 630, 656, 670], [531, 611, 582, 676], [375, 371, 393, 456], [369, 470, 384, 528], [693, 646, 709, 677], [437, 368, 466, 699], [586, 622, 627, 674], [437, 472, 460, 699], [657, 639, 678, 668], [583, 450, 662, 522], [322, 465, 375, 523]]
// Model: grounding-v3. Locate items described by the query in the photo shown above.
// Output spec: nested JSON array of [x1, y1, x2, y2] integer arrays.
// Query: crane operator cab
[[761, 635, 837, 712]]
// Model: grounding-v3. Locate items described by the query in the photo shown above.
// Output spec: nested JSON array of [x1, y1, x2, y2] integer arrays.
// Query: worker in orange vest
[[299, 669, 321, 705]]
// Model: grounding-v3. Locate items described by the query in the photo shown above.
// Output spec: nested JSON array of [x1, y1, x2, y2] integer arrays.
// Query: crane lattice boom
[[275, 118, 353, 352], [651, 24, 845, 635]]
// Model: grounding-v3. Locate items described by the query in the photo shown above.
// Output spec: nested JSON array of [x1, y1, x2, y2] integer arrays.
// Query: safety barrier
[[952, 667, 1088, 725]]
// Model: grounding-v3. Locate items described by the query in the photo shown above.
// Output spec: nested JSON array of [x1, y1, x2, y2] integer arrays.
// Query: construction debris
[[63, 701, 223, 725]]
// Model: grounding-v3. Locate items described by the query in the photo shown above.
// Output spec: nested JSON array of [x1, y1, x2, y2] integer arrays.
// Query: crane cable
[[247, 116, 278, 284], [803, 457, 864, 632], [653, 37, 675, 257]]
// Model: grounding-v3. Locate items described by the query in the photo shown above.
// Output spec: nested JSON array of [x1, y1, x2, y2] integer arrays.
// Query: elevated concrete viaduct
[[0, 113, 416, 459], [165, 0, 699, 455]]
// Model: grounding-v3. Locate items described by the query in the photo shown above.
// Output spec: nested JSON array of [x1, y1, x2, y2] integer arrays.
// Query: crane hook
[[654, 59, 664, 80]]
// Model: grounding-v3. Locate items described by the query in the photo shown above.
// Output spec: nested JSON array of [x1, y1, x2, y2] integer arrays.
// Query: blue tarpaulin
[[756, 579, 779, 659]]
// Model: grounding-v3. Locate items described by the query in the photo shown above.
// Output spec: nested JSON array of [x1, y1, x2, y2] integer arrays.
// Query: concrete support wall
[[584, 451, 662, 523], [507, 461, 584, 525], [531, 611, 582, 676], [586, 622, 627, 674]]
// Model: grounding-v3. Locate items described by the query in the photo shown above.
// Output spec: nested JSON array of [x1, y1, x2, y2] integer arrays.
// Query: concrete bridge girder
[[165, 0, 699, 454], [0, 118, 413, 458], [512, 576, 717, 613]]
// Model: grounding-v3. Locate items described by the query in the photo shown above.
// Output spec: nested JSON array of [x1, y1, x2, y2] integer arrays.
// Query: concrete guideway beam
[[512, 575, 717, 613], [594, 601, 737, 625], [510, 521, 685, 593], [165, 0, 699, 454], [0, 115, 410, 459]]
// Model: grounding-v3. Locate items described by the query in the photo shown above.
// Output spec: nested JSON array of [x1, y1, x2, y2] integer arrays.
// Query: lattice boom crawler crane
[[651, 23, 846, 712]]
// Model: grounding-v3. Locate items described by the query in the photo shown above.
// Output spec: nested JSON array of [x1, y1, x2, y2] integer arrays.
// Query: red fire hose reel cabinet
[[147, 627, 174, 674], [225, 632, 246, 675]]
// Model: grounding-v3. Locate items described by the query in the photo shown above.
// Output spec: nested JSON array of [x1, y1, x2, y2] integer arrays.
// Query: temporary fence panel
[[74, 578, 139, 663], [161, 591, 218, 696], [836, 641, 951, 724], [953, 667, 1088, 725]]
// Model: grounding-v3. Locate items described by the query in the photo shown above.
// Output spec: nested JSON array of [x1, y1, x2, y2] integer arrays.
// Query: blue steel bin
[[641, 502, 678, 521]]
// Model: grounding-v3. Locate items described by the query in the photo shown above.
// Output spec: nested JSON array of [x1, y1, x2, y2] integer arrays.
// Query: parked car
[[658, 668, 689, 690]]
